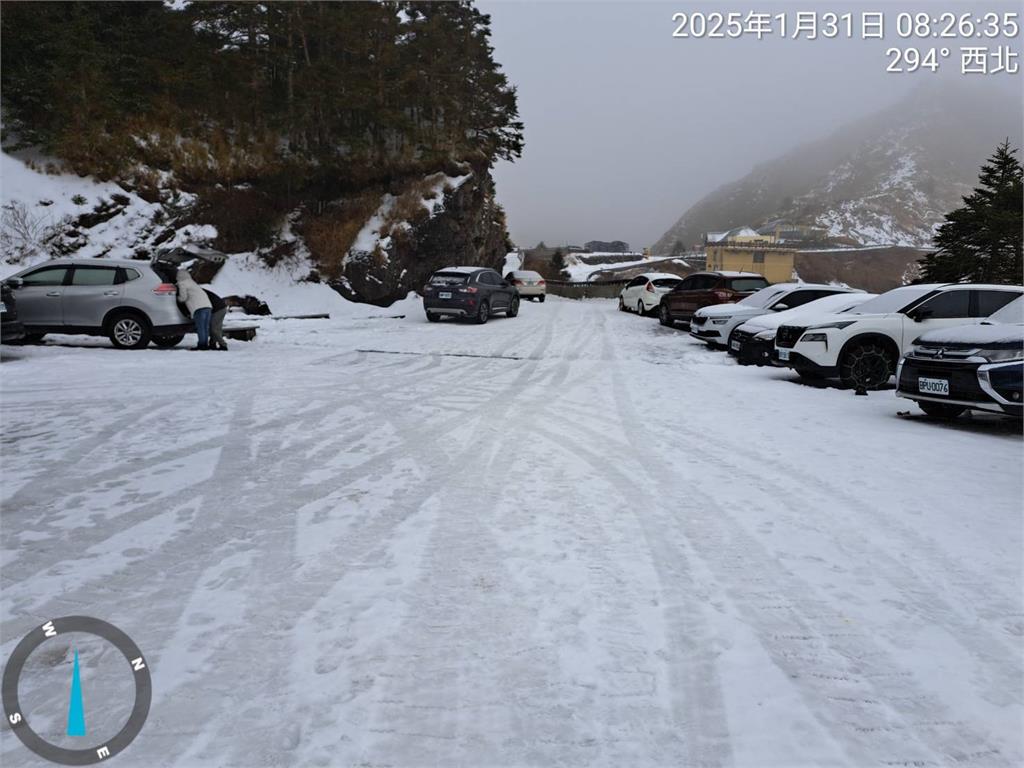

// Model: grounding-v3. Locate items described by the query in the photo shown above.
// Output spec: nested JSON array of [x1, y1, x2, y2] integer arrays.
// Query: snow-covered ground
[[1, 297, 1021, 768]]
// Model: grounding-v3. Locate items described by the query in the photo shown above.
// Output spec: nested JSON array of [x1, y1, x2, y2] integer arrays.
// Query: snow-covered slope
[[653, 83, 1023, 252], [0, 149, 397, 315]]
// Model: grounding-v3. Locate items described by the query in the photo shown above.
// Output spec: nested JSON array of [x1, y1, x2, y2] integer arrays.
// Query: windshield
[[738, 286, 788, 308], [849, 285, 938, 315], [430, 272, 469, 286], [986, 295, 1024, 324], [651, 278, 681, 289]]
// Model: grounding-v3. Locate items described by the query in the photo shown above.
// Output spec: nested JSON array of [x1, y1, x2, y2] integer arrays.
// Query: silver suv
[[4, 258, 195, 349]]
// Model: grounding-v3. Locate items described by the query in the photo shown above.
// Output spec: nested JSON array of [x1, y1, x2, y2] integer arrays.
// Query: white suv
[[774, 283, 1023, 388]]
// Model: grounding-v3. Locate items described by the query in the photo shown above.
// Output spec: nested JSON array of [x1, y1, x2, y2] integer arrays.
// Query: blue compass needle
[[66, 649, 86, 737]]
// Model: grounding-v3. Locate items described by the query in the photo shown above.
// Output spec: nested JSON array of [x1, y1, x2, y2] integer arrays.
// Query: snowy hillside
[[653, 83, 1024, 252], [1, 149, 413, 315]]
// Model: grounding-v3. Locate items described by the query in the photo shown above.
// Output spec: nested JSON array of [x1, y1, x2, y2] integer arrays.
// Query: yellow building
[[705, 244, 795, 283]]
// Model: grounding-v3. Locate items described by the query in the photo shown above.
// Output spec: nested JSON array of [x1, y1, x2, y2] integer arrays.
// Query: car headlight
[[806, 321, 857, 330], [711, 317, 731, 325], [979, 347, 1024, 363], [754, 330, 775, 341], [801, 333, 828, 342]]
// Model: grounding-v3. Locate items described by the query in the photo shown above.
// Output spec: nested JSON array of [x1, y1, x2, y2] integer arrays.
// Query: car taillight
[[153, 283, 177, 295], [458, 286, 478, 294], [713, 290, 732, 300], [645, 282, 655, 293], [512, 279, 524, 285], [423, 284, 432, 293], [538, 280, 545, 286]]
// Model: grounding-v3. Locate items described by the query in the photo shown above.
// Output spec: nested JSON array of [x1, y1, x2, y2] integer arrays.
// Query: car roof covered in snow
[[434, 266, 490, 274], [636, 272, 683, 281], [19, 257, 154, 269]]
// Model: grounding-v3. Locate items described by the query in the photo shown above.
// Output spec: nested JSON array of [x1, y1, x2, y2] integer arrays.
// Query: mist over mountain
[[653, 84, 1023, 254]]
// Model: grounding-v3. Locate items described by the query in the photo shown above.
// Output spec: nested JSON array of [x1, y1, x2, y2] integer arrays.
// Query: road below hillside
[[2, 298, 1021, 768]]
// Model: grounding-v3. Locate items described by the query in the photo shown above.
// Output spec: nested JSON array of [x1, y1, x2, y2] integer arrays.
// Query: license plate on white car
[[0, 302, 6, 314], [439, 291, 452, 299], [730, 340, 740, 351], [918, 377, 950, 396], [778, 349, 790, 361]]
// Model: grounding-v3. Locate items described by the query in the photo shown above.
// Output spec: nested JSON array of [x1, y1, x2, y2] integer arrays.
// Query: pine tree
[[550, 248, 568, 279], [920, 141, 1023, 284]]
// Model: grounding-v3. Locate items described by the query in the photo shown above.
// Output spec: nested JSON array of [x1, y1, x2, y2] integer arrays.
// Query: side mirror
[[773, 303, 789, 311], [4, 277, 23, 289], [910, 307, 933, 322]]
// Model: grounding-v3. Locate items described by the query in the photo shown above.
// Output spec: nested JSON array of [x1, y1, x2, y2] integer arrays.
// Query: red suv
[[658, 271, 770, 327]]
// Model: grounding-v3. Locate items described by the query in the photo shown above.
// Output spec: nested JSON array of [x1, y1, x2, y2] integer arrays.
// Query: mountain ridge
[[653, 84, 1024, 254]]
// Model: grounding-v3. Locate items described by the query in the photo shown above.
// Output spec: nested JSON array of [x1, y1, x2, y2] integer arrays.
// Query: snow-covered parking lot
[[2, 296, 1021, 768]]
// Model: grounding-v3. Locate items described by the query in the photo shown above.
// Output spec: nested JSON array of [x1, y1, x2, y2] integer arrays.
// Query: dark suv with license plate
[[658, 271, 769, 327], [422, 267, 520, 324]]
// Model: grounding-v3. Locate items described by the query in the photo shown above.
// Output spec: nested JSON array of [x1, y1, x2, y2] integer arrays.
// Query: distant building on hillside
[[584, 240, 630, 253], [704, 226, 776, 246], [757, 221, 827, 244], [706, 242, 796, 283]]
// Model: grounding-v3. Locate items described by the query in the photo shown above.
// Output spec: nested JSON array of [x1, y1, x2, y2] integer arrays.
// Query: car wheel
[[918, 401, 966, 419], [507, 296, 520, 317], [475, 301, 490, 324], [636, 300, 646, 316], [16, 332, 46, 345], [426, 313, 440, 323], [539, 295, 546, 303], [108, 312, 152, 349], [618, 297, 627, 312], [151, 334, 185, 348], [658, 304, 674, 327], [840, 342, 893, 389]]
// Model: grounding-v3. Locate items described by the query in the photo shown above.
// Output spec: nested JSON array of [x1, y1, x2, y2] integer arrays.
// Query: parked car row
[[623, 271, 1023, 421]]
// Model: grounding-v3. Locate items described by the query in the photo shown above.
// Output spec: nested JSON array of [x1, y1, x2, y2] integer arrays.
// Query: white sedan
[[618, 273, 683, 316], [689, 282, 858, 349]]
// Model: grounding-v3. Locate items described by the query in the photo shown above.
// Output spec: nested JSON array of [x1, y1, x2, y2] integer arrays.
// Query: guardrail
[[544, 279, 629, 300]]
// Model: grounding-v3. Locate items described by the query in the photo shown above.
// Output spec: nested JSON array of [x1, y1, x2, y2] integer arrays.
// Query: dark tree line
[[1, 1, 523, 190], [920, 141, 1023, 285]]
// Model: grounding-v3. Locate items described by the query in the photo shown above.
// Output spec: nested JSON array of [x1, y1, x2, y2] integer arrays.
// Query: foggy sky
[[482, 1, 1023, 251]]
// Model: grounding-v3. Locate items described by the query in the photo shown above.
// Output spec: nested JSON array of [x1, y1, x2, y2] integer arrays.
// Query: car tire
[[918, 401, 966, 419], [840, 342, 893, 390], [476, 301, 490, 324], [151, 334, 185, 348], [107, 312, 152, 349], [539, 295, 546, 303], [507, 296, 520, 317], [16, 332, 46, 345], [426, 313, 440, 323], [636, 300, 646, 316], [618, 297, 627, 312], [658, 304, 674, 327]]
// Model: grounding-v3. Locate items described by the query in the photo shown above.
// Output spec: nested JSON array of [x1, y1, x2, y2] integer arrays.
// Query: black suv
[[422, 267, 520, 324]]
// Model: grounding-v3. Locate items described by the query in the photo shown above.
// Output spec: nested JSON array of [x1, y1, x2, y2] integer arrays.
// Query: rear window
[[430, 273, 469, 286], [651, 278, 681, 288], [71, 267, 118, 286], [728, 277, 770, 293]]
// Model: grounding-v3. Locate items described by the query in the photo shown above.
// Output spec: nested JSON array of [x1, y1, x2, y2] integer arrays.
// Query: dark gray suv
[[422, 267, 520, 324]]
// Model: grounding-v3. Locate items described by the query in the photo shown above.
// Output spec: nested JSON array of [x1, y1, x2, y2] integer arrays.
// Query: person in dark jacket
[[204, 289, 228, 350]]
